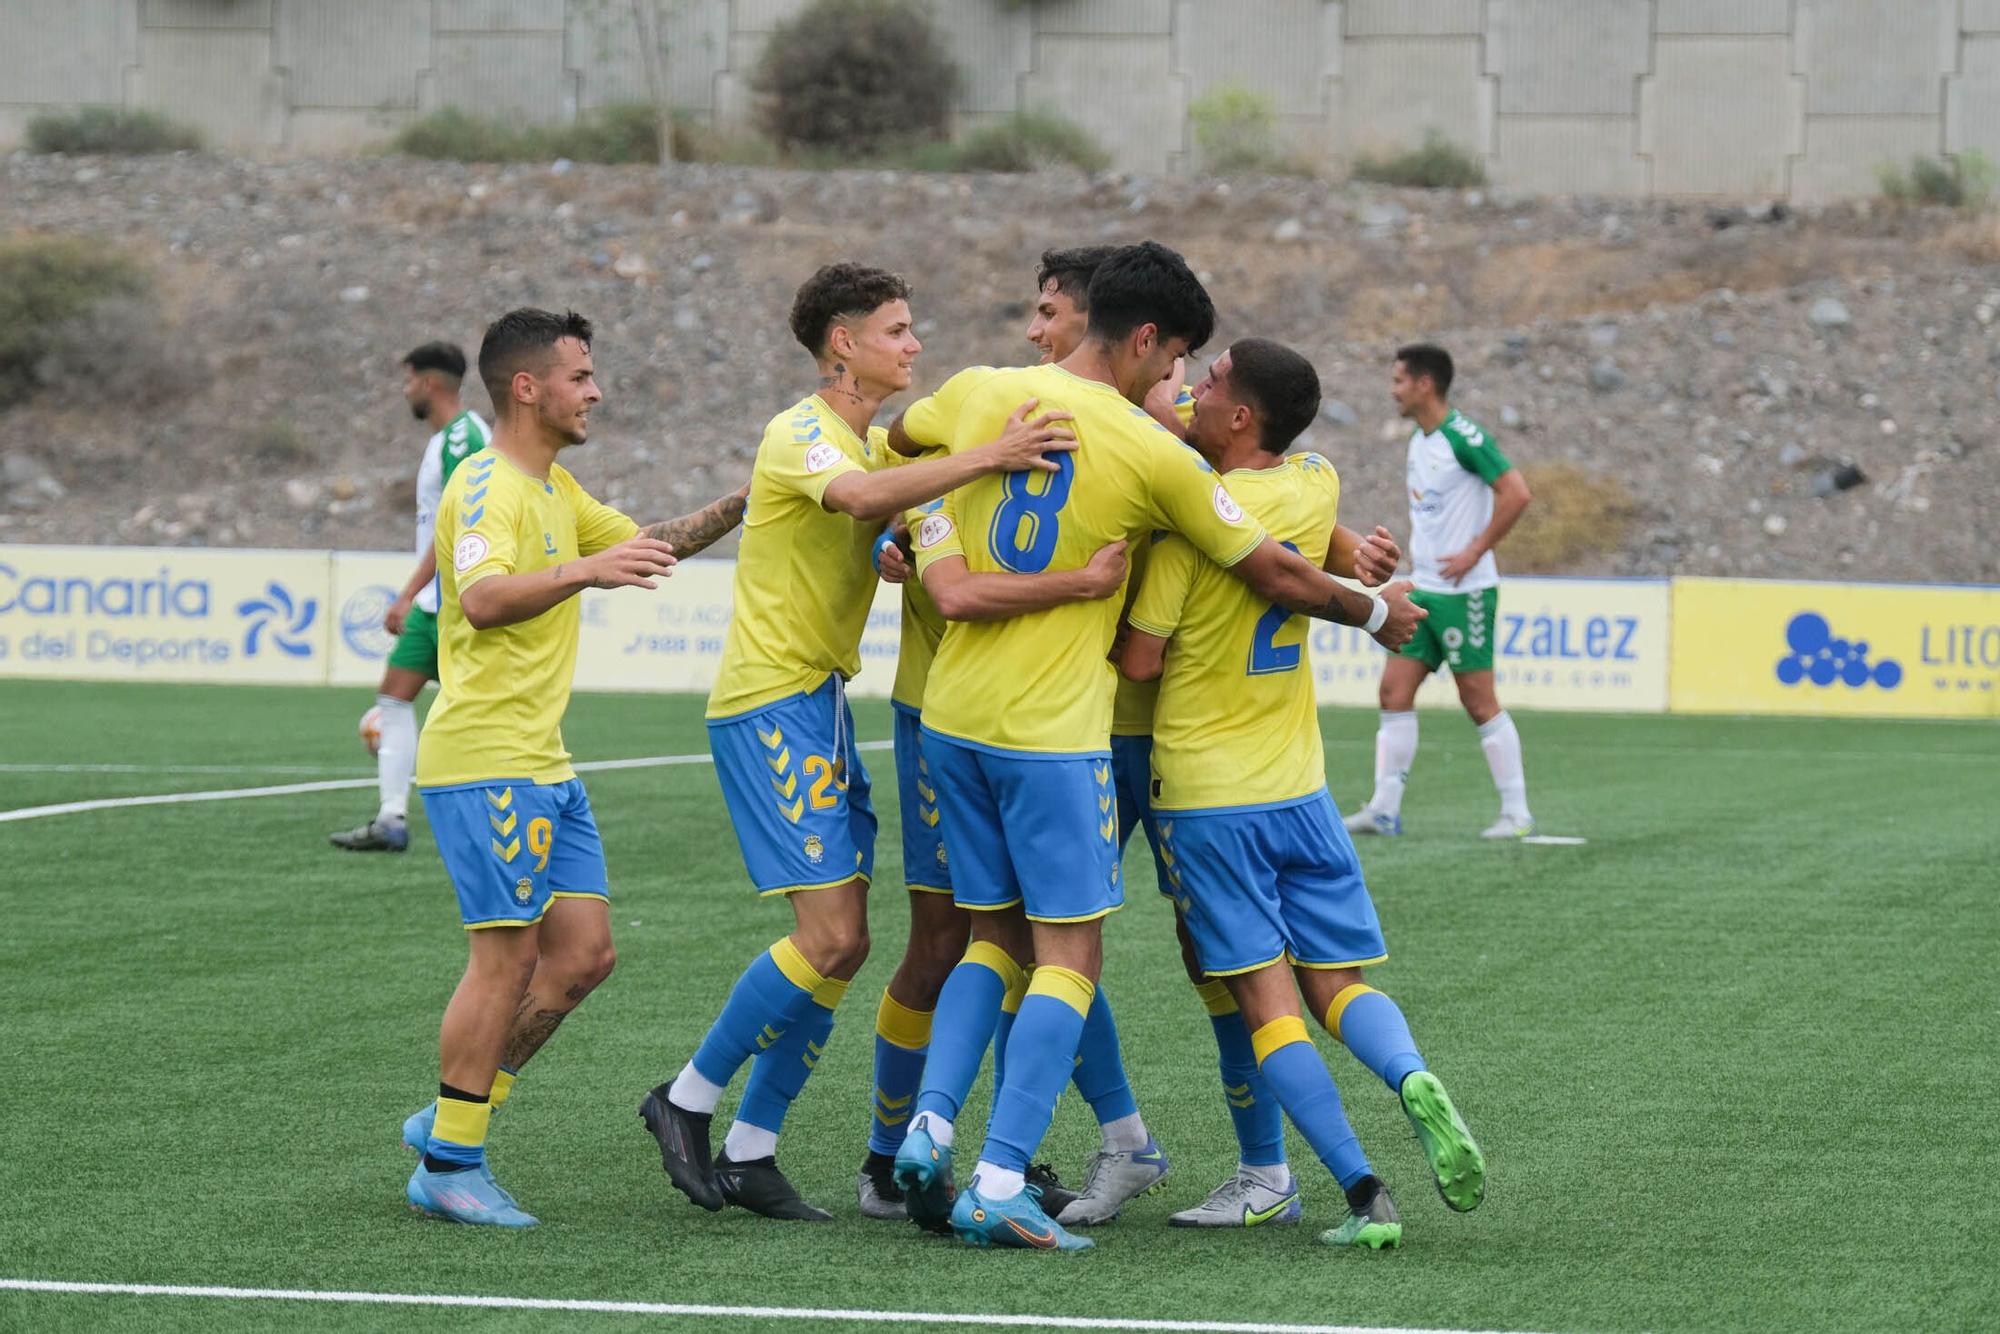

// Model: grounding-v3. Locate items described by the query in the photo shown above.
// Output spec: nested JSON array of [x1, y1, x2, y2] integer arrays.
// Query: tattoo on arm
[[637, 490, 748, 559]]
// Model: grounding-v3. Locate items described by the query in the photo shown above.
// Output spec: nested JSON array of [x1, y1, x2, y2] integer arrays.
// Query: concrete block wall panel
[[1021, 34, 1184, 174], [1344, 0, 1482, 38], [1488, 0, 1650, 116], [434, 0, 565, 29], [1946, 37, 2000, 154], [1654, 0, 1792, 34], [278, 0, 428, 110], [287, 105, 410, 152], [1968, 0, 2000, 32], [1797, 0, 1953, 116], [1179, 0, 1331, 117], [566, 0, 731, 113], [1641, 36, 1803, 194], [1493, 116, 1646, 194], [146, 0, 272, 27], [1793, 114, 1944, 201], [430, 32, 571, 120], [1340, 34, 1490, 158], [132, 27, 285, 146], [0, 0, 133, 105], [1030, 0, 1175, 37], [931, 0, 1032, 116], [731, 0, 809, 30]]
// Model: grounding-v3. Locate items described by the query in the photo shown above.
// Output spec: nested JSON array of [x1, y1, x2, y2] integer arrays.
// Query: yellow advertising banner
[[1670, 577, 2000, 718], [0, 543, 332, 684], [328, 551, 414, 687], [1309, 578, 1672, 713]]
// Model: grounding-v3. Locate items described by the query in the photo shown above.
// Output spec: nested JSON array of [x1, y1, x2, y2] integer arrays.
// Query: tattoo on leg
[[503, 1005, 572, 1071]]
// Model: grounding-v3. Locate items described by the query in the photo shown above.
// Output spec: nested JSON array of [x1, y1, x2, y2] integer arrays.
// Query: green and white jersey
[[413, 409, 490, 613], [1406, 408, 1511, 594]]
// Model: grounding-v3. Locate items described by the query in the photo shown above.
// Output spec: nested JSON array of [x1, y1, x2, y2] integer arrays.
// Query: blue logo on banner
[[340, 585, 397, 660], [1775, 612, 1901, 689], [237, 582, 319, 658]]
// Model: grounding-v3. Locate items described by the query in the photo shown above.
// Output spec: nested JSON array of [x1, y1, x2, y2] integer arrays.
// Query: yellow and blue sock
[[685, 938, 826, 1097], [1252, 1016, 1372, 1190], [736, 974, 848, 1136], [423, 1082, 492, 1172], [990, 962, 1029, 1088], [490, 1066, 517, 1108], [1196, 979, 1286, 1169], [1327, 983, 1426, 1094], [866, 990, 932, 1156], [913, 941, 1024, 1123], [980, 966, 1094, 1175], [1069, 984, 1141, 1130]]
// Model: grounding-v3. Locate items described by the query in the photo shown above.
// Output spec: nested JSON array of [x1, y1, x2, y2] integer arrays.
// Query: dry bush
[[1503, 461, 1640, 573]]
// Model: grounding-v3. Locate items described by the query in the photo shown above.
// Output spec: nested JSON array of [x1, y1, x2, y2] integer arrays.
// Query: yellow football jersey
[[419, 451, 639, 787], [1110, 385, 1197, 736], [707, 395, 898, 719], [915, 365, 1266, 754], [901, 365, 1000, 452], [1128, 453, 1342, 812]]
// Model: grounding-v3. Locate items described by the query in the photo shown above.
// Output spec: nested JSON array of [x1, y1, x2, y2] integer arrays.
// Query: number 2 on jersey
[[1247, 542, 1303, 676], [987, 453, 1074, 573]]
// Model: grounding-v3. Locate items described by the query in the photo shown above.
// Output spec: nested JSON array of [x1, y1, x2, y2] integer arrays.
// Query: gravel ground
[[3, 151, 1995, 582]]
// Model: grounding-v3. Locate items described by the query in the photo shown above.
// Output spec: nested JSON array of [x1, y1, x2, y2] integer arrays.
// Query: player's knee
[[579, 941, 617, 990], [802, 919, 870, 976]]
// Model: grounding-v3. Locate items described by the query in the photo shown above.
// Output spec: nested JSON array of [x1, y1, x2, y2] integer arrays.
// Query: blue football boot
[[406, 1162, 537, 1227], [892, 1122, 956, 1233], [951, 1176, 1092, 1251]]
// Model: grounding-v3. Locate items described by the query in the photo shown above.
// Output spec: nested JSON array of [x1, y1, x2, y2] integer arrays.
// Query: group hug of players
[[383, 238, 1538, 1253]]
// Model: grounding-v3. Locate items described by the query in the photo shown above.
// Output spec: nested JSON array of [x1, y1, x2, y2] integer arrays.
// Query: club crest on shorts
[[514, 876, 533, 903], [803, 834, 825, 864], [934, 844, 949, 870]]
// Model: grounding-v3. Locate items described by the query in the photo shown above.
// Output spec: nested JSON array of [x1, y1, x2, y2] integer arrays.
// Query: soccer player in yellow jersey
[[891, 242, 1424, 1251], [1120, 338, 1487, 1250], [402, 308, 749, 1227], [641, 263, 1111, 1222]]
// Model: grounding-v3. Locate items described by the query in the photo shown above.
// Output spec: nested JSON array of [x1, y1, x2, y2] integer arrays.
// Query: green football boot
[[1399, 1070, 1486, 1212], [1320, 1179, 1401, 1250]]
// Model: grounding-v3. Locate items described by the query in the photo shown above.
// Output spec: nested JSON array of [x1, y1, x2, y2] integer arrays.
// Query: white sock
[[971, 1161, 1025, 1199], [1477, 710, 1531, 820], [1239, 1160, 1292, 1192], [722, 1120, 779, 1162], [909, 1109, 954, 1148], [1369, 710, 1418, 815], [1100, 1112, 1149, 1153], [375, 695, 416, 822], [668, 1061, 725, 1115]]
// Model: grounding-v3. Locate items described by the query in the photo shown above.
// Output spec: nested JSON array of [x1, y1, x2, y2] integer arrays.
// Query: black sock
[[422, 1153, 475, 1174], [440, 1081, 489, 1104], [1344, 1174, 1382, 1212]]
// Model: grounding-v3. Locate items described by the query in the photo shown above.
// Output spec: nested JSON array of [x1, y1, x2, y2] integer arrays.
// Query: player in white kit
[[330, 342, 490, 852], [1345, 344, 1535, 840]]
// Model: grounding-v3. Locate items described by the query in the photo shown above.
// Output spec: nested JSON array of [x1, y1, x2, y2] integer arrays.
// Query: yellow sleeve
[[1173, 383, 1195, 429], [564, 472, 640, 556], [764, 424, 868, 507], [911, 490, 966, 576], [1126, 534, 1199, 638], [903, 367, 992, 451], [1144, 440, 1266, 568], [444, 472, 523, 592]]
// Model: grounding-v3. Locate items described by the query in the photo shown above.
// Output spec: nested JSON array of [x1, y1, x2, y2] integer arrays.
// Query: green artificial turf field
[[1, 680, 1995, 1333]]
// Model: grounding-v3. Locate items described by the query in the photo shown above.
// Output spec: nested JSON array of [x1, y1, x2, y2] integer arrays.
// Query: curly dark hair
[[478, 308, 591, 408], [789, 263, 911, 358], [1036, 245, 1119, 307], [1083, 241, 1215, 353]]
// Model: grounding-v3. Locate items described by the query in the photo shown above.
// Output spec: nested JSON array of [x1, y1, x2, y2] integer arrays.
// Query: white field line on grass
[[0, 762, 370, 775], [0, 1279, 1539, 1334], [0, 741, 894, 825]]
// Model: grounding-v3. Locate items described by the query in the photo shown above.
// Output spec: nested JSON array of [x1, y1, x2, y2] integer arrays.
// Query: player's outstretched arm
[[819, 399, 1076, 523], [1229, 537, 1426, 650], [1327, 524, 1401, 587], [635, 483, 750, 560], [1118, 626, 1169, 682], [920, 541, 1127, 622], [458, 537, 677, 630]]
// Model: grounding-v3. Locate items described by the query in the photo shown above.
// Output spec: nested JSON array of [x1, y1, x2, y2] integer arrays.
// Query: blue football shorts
[[892, 702, 951, 894], [420, 777, 609, 929], [1156, 789, 1388, 975], [921, 727, 1121, 924], [708, 673, 877, 896], [1109, 731, 1174, 899]]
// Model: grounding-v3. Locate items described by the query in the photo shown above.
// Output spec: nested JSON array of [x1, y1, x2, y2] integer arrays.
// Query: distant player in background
[[330, 342, 489, 852], [1121, 338, 1485, 1249], [401, 308, 748, 1227], [1346, 344, 1536, 840]]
